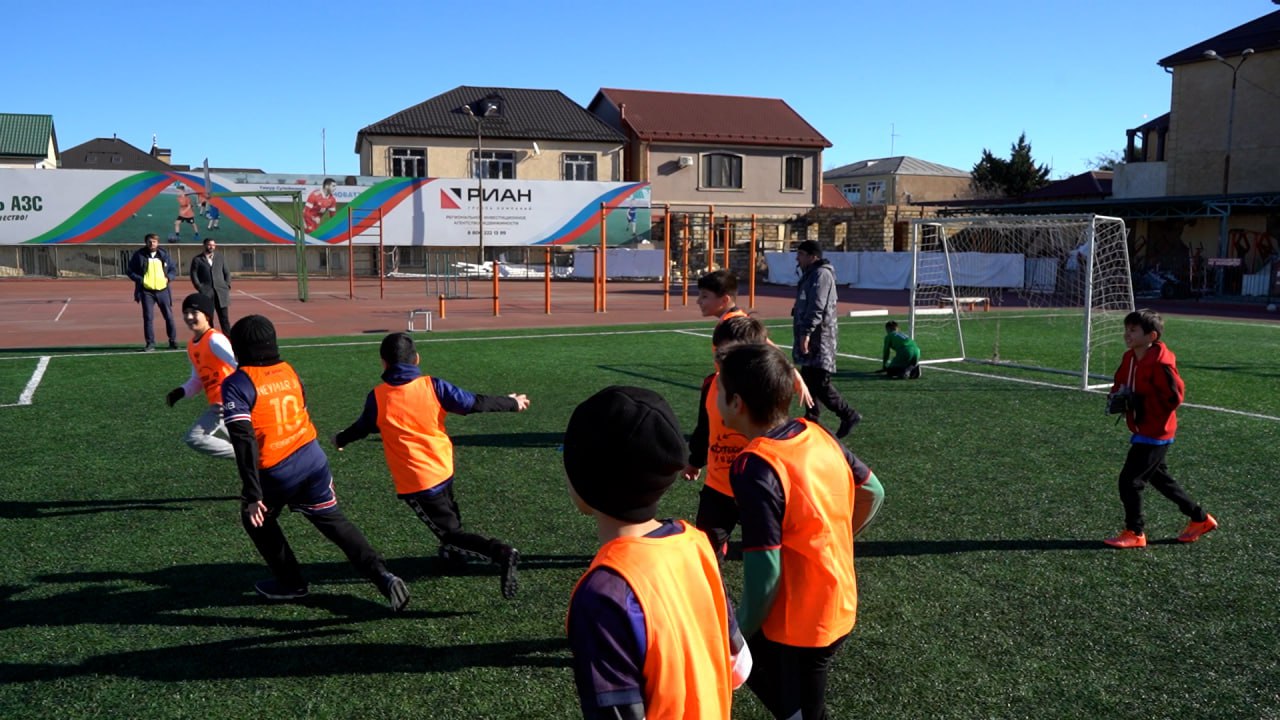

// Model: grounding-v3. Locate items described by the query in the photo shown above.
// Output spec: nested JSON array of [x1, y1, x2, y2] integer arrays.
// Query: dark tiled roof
[[1159, 10, 1280, 67], [820, 184, 853, 208], [0, 113, 55, 157], [1023, 171, 1113, 200], [824, 156, 969, 180], [356, 86, 625, 151], [60, 137, 173, 171], [590, 88, 830, 148]]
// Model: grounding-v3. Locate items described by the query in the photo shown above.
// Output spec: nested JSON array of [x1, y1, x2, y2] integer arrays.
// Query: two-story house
[[587, 88, 830, 217], [355, 86, 626, 181]]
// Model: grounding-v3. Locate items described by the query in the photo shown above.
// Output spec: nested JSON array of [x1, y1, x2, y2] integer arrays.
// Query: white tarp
[[570, 248, 666, 279], [764, 251, 1026, 289]]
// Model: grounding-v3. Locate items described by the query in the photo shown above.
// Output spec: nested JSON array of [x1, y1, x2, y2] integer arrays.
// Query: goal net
[[908, 214, 1134, 389]]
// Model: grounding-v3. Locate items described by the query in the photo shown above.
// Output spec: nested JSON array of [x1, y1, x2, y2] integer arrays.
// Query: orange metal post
[[722, 216, 730, 270], [438, 294, 446, 319], [600, 202, 608, 313], [682, 215, 690, 306], [706, 205, 715, 272], [749, 214, 758, 309], [492, 255, 500, 316], [378, 216, 385, 300], [544, 247, 552, 314], [662, 206, 671, 311], [347, 207, 355, 299]]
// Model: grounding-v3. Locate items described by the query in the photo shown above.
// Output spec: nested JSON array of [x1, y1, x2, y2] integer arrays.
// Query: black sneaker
[[168, 341, 179, 350], [381, 573, 410, 612], [498, 547, 520, 600], [254, 578, 309, 601], [836, 411, 862, 439], [908, 364, 922, 380], [140, 344, 155, 353]]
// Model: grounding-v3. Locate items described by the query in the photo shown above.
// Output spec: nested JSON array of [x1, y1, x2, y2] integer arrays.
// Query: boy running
[[565, 385, 751, 719], [164, 293, 237, 459], [222, 315, 409, 610], [1103, 309, 1217, 548], [333, 332, 528, 599]]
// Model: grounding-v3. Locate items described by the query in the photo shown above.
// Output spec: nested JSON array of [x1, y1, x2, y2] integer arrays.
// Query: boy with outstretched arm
[[1103, 309, 1217, 548], [222, 315, 409, 611], [564, 386, 751, 720], [717, 343, 883, 719], [333, 332, 528, 599], [164, 293, 237, 459]]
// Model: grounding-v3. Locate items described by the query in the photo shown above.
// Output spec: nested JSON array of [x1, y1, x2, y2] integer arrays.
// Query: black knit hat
[[796, 239, 822, 257], [229, 314, 280, 366], [563, 386, 687, 523], [181, 293, 215, 323]]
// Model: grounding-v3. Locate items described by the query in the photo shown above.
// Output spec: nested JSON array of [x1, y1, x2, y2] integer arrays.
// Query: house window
[[562, 153, 597, 181], [866, 180, 885, 204], [841, 183, 861, 204], [702, 153, 743, 189], [783, 156, 805, 191], [473, 150, 516, 179], [389, 148, 425, 177]]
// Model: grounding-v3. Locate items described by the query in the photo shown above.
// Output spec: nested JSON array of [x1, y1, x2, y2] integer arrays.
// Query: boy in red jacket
[[1103, 309, 1217, 549]]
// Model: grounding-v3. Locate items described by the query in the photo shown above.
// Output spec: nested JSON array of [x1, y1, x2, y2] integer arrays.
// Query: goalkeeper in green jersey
[[881, 321, 921, 379]]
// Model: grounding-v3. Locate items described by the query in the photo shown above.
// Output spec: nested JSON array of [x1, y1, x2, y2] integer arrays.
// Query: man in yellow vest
[[126, 233, 178, 352]]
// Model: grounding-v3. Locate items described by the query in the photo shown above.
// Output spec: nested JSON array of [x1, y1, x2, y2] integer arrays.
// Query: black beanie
[[563, 386, 687, 523], [229, 314, 280, 366], [181, 293, 215, 322]]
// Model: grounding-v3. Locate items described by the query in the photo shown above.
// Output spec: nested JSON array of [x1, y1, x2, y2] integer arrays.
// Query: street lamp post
[[461, 102, 497, 266], [1204, 48, 1253, 295]]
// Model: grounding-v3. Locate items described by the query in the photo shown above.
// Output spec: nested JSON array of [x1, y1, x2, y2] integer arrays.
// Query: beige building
[[824, 156, 972, 206], [355, 86, 625, 181], [587, 88, 830, 216]]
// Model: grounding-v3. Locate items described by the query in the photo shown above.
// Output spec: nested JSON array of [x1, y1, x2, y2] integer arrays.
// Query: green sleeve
[[882, 334, 892, 366], [853, 471, 884, 537], [737, 548, 781, 637]]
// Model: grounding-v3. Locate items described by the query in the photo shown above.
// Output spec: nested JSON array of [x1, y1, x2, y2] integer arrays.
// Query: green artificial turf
[[1, 314, 1277, 719]]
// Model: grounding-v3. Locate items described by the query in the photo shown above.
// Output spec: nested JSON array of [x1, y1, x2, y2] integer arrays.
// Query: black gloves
[[166, 387, 184, 407]]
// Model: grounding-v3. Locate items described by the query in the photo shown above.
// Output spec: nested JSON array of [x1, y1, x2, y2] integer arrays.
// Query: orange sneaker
[[1177, 514, 1218, 543], [1104, 529, 1147, 548]]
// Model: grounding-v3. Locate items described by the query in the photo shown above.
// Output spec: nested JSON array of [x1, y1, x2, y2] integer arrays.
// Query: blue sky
[[9, 0, 1272, 179]]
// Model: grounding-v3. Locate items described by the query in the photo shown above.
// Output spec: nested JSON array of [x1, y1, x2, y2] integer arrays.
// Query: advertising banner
[[0, 168, 650, 247]]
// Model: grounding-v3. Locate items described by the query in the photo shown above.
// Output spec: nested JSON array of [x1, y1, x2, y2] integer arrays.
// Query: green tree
[[1086, 150, 1123, 171], [970, 133, 1052, 197]]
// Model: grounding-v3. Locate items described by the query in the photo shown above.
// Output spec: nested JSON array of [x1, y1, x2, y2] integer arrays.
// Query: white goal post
[[908, 214, 1135, 389]]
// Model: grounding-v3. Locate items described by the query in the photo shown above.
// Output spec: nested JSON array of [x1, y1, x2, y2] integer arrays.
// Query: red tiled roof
[[821, 183, 853, 208], [592, 88, 831, 148]]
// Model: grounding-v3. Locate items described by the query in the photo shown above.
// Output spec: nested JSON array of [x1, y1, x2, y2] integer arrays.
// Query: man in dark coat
[[126, 233, 178, 351], [791, 240, 861, 438], [189, 237, 233, 332]]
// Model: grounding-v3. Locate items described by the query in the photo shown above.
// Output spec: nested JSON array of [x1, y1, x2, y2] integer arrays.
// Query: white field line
[[53, 298, 71, 322], [1, 324, 1276, 423], [676, 328, 1280, 423], [0, 356, 50, 407], [235, 289, 314, 323]]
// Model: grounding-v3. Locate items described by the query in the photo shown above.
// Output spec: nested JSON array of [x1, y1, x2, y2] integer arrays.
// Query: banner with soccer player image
[[0, 168, 651, 247]]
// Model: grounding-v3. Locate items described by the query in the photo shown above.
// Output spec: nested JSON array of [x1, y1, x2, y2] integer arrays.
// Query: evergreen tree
[[970, 133, 1052, 197]]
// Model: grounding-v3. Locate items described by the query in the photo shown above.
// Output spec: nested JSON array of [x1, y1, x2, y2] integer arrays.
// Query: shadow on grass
[[0, 634, 569, 682], [724, 538, 1103, 561], [3, 561, 468, 633], [0, 495, 236, 519], [452, 432, 566, 449], [597, 364, 705, 392], [418, 553, 593, 579]]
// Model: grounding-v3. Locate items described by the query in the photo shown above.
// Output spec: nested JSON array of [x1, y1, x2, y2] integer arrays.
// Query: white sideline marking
[[53, 298, 71, 323], [1, 324, 1276, 423], [235, 290, 314, 323], [847, 309, 889, 317], [0, 356, 50, 407]]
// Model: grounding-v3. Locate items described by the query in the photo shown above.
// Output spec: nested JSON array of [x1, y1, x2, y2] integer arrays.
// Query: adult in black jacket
[[126, 233, 178, 351], [189, 237, 232, 331]]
